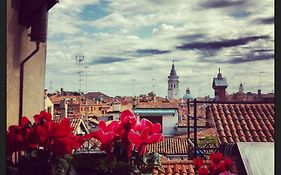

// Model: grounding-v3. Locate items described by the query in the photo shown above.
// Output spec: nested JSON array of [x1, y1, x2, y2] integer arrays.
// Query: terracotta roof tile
[[246, 137, 253, 142], [227, 137, 234, 143], [147, 137, 189, 155], [233, 137, 240, 142], [225, 130, 232, 138], [231, 131, 239, 138], [235, 124, 242, 131], [185, 127, 219, 139], [218, 130, 226, 137], [207, 104, 274, 143], [240, 136, 247, 142], [229, 124, 236, 131], [248, 124, 255, 131], [223, 125, 230, 131], [152, 160, 195, 175]]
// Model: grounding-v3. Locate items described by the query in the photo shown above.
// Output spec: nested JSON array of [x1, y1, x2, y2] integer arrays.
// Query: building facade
[[7, 0, 58, 127]]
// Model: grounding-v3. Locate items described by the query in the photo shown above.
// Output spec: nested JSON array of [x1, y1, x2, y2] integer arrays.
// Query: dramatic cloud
[[90, 57, 129, 64], [176, 35, 270, 51], [253, 17, 274, 25], [136, 49, 171, 56], [199, 0, 246, 9], [225, 53, 273, 64]]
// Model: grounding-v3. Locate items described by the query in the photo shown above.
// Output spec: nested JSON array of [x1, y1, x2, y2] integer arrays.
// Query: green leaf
[[64, 154, 73, 164], [31, 150, 38, 158]]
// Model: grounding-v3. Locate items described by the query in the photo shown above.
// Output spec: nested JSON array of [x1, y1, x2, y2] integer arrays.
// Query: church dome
[[183, 88, 193, 100]]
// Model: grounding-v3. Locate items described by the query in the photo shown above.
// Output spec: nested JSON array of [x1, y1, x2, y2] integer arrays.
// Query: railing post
[[187, 99, 190, 139], [194, 98, 197, 158]]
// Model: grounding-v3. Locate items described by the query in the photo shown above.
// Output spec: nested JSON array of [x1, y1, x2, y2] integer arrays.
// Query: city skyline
[[45, 0, 274, 98]]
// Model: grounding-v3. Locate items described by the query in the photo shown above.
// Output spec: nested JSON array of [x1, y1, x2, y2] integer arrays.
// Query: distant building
[[85, 92, 111, 102], [212, 68, 228, 101], [107, 101, 121, 121], [227, 89, 274, 102], [183, 88, 193, 100], [79, 99, 111, 119], [133, 101, 179, 135], [239, 82, 244, 94], [44, 90, 54, 118], [168, 61, 179, 99]]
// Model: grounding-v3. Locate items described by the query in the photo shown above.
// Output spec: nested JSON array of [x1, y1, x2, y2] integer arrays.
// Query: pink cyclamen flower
[[86, 120, 120, 154], [193, 157, 204, 169], [224, 156, 233, 171], [197, 167, 209, 175], [119, 110, 137, 131], [128, 119, 163, 155], [210, 152, 224, 165]]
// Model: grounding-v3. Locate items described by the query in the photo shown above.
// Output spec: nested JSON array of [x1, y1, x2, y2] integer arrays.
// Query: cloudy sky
[[45, 0, 274, 98]]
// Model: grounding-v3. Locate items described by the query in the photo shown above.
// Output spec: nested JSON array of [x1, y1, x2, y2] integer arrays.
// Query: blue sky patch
[[79, 1, 110, 21]]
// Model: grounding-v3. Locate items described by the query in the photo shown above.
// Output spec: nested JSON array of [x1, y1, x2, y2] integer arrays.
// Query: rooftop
[[206, 103, 274, 143], [147, 137, 189, 155]]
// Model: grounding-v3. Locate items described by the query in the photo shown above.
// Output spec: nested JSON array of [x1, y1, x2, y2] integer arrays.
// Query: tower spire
[[168, 61, 179, 99]]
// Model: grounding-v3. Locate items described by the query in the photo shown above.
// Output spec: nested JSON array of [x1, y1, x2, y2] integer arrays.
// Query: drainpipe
[[19, 42, 40, 125]]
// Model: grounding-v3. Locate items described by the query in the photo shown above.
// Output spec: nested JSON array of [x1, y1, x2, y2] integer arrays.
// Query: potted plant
[[6, 111, 87, 175], [72, 110, 164, 175]]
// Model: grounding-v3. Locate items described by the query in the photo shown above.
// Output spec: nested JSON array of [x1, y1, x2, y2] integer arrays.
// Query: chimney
[[60, 88, 64, 95], [258, 89, 261, 95], [60, 99, 68, 118]]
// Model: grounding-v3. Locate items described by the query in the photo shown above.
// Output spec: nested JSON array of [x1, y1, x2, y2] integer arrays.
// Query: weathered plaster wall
[[7, 0, 47, 127]]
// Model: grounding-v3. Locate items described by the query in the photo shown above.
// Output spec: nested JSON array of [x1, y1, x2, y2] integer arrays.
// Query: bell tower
[[212, 68, 228, 101], [168, 60, 179, 99]]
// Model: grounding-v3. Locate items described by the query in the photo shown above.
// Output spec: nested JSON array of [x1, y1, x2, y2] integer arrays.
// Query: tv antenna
[[84, 66, 89, 94], [131, 79, 136, 97], [49, 80, 53, 92], [76, 56, 84, 94], [259, 71, 265, 90]]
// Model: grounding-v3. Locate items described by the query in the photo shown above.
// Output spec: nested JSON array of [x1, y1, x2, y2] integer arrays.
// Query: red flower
[[224, 157, 233, 171], [128, 126, 163, 155], [33, 111, 52, 123], [217, 161, 226, 173], [6, 117, 37, 156], [208, 163, 215, 173], [198, 167, 209, 175], [86, 120, 120, 154], [133, 118, 161, 133], [119, 110, 137, 130], [193, 157, 204, 169], [36, 117, 73, 146], [51, 133, 86, 155], [210, 152, 224, 165]]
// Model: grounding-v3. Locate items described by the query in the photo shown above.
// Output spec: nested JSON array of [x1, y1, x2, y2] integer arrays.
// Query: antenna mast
[[84, 66, 89, 94], [259, 71, 265, 90], [49, 80, 53, 93], [152, 78, 155, 94], [76, 56, 84, 94], [131, 79, 136, 97]]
